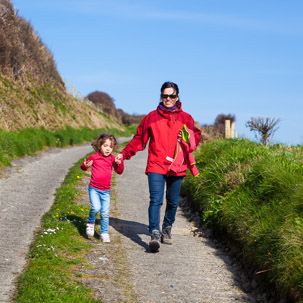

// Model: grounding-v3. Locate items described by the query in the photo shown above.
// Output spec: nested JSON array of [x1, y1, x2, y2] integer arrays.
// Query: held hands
[[84, 159, 93, 168], [115, 154, 123, 165]]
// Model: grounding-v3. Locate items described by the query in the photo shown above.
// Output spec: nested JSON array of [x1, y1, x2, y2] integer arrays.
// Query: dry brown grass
[[0, 0, 124, 131], [0, 74, 124, 131], [200, 125, 224, 144], [0, 0, 61, 83]]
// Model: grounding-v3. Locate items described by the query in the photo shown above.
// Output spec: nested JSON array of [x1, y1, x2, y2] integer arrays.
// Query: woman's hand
[[84, 159, 93, 168], [177, 131, 182, 142]]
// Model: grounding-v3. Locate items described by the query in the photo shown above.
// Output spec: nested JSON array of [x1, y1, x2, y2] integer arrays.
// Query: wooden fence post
[[231, 121, 235, 138], [225, 119, 231, 139]]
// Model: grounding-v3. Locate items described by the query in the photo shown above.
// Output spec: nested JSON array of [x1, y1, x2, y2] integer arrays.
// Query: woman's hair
[[160, 81, 179, 95], [91, 133, 118, 152]]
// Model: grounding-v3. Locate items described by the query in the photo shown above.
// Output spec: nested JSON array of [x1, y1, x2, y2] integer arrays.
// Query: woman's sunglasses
[[161, 94, 178, 99]]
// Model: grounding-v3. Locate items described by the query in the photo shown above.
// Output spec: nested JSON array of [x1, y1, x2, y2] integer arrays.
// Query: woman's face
[[161, 87, 179, 109]]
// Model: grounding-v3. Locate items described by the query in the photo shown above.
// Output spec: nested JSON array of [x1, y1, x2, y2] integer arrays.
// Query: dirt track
[[0, 144, 94, 302], [113, 148, 257, 302]]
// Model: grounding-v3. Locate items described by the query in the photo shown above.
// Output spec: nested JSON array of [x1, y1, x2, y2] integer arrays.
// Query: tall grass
[[182, 139, 303, 302], [0, 126, 136, 168]]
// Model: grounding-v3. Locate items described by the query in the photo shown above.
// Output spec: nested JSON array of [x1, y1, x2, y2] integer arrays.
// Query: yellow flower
[[77, 176, 80, 179], [80, 208, 84, 212]]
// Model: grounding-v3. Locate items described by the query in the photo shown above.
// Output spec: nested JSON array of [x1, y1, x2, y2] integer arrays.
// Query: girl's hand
[[115, 158, 122, 165], [177, 131, 182, 142], [115, 154, 123, 161], [84, 159, 93, 168]]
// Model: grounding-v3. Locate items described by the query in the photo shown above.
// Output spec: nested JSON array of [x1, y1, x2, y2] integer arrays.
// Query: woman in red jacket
[[117, 82, 201, 252]]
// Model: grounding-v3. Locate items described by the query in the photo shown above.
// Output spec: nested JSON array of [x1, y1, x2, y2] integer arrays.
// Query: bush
[[86, 91, 120, 120]]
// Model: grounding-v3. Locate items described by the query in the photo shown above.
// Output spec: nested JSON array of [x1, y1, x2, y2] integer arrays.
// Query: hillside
[[0, 0, 123, 131]]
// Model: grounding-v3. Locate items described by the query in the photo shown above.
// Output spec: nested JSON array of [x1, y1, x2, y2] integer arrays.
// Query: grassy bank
[[182, 139, 303, 302], [15, 141, 135, 302], [0, 125, 137, 168]]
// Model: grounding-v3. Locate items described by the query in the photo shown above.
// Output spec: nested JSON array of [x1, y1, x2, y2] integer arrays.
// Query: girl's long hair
[[91, 133, 118, 152]]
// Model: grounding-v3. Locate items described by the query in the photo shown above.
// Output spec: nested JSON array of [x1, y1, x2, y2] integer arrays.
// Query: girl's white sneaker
[[100, 233, 110, 243], [86, 223, 95, 238]]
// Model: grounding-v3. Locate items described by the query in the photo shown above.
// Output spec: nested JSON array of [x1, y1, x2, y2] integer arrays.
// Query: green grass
[[15, 157, 100, 303], [0, 125, 136, 168], [15, 142, 135, 302], [182, 139, 303, 302]]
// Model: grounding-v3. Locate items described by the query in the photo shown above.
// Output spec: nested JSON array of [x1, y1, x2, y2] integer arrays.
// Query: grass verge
[[14, 141, 136, 302], [182, 139, 303, 302], [0, 125, 137, 168]]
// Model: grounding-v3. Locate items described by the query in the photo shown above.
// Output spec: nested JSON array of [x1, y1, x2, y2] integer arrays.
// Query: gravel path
[[0, 138, 130, 303], [0, 139, 261, 303], [0, 144, 92, 302], [115, 148, 257, 303]]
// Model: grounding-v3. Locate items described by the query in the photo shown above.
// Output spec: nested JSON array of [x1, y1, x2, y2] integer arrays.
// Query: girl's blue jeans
[[147, 172, 184, 234], [87, 185, 111, 234]]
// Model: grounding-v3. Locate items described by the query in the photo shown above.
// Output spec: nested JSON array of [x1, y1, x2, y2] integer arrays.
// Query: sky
[[10, 0, 303, 145]]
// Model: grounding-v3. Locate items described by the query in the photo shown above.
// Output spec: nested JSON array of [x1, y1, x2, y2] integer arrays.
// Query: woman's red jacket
[[121, 101, 201, 176]]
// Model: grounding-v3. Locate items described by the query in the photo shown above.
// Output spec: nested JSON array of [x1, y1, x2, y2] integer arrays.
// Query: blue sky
[[11, 0, 303, 145]]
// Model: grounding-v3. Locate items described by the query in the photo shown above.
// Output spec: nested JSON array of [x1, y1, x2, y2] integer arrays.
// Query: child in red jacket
[[81, 133, 124, 242]]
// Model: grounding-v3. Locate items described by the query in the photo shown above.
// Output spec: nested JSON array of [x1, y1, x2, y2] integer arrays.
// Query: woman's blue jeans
[[148, 172, 184, 234], [87, 185, 111, 234]]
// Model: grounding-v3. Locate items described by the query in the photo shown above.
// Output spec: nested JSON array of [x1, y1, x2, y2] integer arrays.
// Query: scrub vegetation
[[182, 139, 303, 302]]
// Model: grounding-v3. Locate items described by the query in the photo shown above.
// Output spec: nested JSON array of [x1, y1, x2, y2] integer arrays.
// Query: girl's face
[[161, 87, 179, 109], [99, 139, 113, 157]]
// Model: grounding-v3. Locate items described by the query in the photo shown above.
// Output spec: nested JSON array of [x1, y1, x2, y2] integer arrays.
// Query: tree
[[86, 91, 119, 119], [86, 91, 115, 109], [245, 117, 280, 145]]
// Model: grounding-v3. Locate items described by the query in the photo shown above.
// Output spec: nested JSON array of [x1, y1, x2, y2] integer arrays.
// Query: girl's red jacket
[[121, 101, 201, 176]]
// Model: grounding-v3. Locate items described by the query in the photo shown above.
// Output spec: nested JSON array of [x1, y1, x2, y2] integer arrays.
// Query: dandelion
[[77, 176, 80, 179], [80, 208, 84, 212]]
